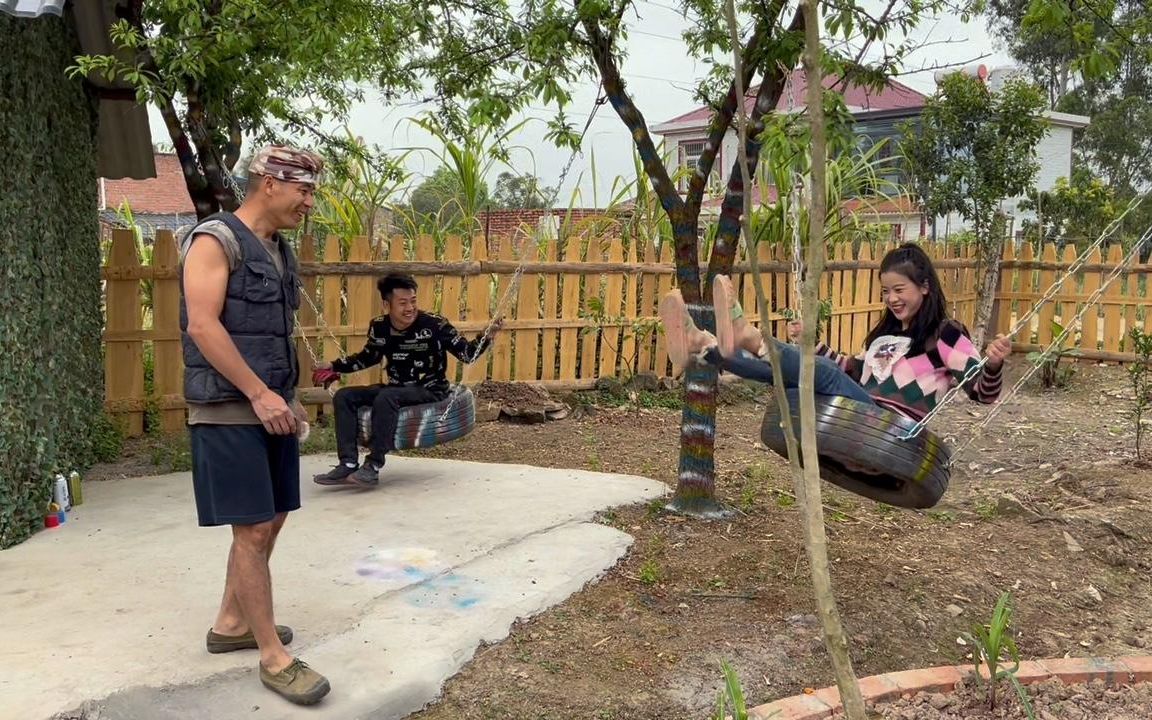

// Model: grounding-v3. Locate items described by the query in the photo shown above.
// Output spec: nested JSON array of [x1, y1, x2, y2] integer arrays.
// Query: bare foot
[[659, 290, 718, 370], [713, 275, 766, 358], [712, 275, 738, 358]]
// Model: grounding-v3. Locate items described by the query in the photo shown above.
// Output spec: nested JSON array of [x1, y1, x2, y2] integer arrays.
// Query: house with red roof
[[652, 67, 1090, 241], [98, 153, 199, 241]]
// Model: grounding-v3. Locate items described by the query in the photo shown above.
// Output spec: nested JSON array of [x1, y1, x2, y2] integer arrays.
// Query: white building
[[651, 66, 1090, 241]]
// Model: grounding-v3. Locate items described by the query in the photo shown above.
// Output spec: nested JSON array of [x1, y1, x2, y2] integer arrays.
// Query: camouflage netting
[[0, 13, 104, 548]]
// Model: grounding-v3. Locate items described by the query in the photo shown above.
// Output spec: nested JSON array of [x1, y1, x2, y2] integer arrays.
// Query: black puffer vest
[[179, 212, 300, 403]]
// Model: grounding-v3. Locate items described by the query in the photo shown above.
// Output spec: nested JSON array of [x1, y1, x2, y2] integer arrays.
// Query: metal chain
[[899, 195, 1145, 440], [946, 225, 1151, 461], [432, 94, 607, 422]]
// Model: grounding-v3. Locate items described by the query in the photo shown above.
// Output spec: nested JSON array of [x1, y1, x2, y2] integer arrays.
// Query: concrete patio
[[0, 454, 665, 720]]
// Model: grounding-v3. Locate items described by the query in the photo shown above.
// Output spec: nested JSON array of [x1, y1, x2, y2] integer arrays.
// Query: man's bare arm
[[183, 234, 296, 435]]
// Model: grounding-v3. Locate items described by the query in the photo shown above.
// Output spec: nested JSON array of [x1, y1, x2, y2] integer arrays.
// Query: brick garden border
[[747, 655, 1152, 719]]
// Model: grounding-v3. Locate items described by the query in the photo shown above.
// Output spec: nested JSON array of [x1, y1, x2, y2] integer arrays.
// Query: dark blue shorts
[[189, 424, 301, 527]]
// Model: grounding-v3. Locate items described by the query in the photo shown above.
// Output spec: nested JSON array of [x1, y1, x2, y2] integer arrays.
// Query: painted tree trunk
[[1, 12, 104, 548]]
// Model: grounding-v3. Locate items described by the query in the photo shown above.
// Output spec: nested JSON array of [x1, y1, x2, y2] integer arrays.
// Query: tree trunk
[[796, 1, 868, 716], [1, 12, 104, 548], [972, 212, 1003, 349], [665, 212, 730, 517]]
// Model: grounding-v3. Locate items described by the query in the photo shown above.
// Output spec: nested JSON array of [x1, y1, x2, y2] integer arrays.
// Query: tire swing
[[750, 185, 949, 509], [358, 387, 476, 450], [312, 369, 477, 451], [760, 389, 950, 509]]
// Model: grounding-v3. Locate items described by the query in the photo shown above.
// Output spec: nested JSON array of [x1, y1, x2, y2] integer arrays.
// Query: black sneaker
[[313, 461, 359, 486], [351, 458, 383, 487]]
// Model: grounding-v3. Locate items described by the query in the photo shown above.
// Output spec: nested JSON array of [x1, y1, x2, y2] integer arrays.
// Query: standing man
[[180, 145, 330, 705], [311, 272, 501, 486]]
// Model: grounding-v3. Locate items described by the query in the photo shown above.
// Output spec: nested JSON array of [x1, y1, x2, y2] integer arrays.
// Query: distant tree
[[902, 72, 1048, 346], [1019, 167, 1119, 247], [408, 166, 490, 231], [491, 171, 553, 209]]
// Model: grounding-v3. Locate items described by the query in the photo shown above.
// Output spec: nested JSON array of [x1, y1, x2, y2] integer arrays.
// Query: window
[[678, 139, 722, 193]]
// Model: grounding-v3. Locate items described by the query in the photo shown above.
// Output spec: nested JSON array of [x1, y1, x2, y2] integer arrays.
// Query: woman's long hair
[[863, 243, 951, 352]]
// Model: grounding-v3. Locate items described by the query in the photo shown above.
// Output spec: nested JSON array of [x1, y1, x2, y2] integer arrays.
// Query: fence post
[[296, 234, 318, 418], [105, 228, 145, 436], [491, 237, 515, 381], [620, 240, 640, 377], [1036, 243, 1057, 346], [461, 236, 490, 385], [558, 236, 583, 381], [152, 230, 184, 432], [441, 235, 465, 382], [579, 236, 602, 381], [540, 238, 560, 381], [346, 235, 376, 388], [513, 236, 540, 382], [598, 240, 625, 378], [1103, 243, 1125, 353], [995, 241, 1016, 338], [1081, 246, 1103, 354]]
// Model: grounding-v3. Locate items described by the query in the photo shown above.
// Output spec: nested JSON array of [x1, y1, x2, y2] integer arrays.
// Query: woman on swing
[[659, 243, 1013, 421]]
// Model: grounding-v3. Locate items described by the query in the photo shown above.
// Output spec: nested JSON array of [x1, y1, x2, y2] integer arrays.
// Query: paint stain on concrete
[[405, 571, 484, 610], [354, 548, 484, 610], [355, 547, 445, 584]]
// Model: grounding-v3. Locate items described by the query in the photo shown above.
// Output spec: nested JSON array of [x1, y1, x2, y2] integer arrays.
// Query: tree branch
[[683, 19, 771, 219], [224, 116, 243, 171], [186, 86, 240, 214], [705, 6, 805, 290], [580, 8, 694, 289]]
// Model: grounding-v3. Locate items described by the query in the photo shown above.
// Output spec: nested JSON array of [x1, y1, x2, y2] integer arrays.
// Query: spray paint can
[[67, 470, 83, 506], [53, 474, 71, 512]]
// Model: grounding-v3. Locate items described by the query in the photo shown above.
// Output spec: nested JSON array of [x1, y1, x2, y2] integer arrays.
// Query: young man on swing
[[312, 272, 502, 486]]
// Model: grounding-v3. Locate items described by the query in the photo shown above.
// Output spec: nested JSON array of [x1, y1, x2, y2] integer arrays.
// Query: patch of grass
[[89, 412, 125, 464], [586, 454, 602, 471], [927, 510, 956, 524], [873, 502, 898, 517], [147, 432, 192, 473], [645, 498, 665, 518], [743, 461, 773, 482], [739, 478, 759, 511], [300, 422, 337, 455], [973, 499, 999, 521], [574, 387, 684, 410], [639, 559, 662, 585], [773, 490, 795, 509]]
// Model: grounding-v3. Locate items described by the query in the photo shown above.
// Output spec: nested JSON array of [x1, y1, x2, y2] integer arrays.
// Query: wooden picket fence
[[101, 227, 1151, 436]]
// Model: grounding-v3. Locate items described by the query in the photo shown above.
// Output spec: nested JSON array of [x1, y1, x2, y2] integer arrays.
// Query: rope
[[946, 223, 1152, 460], [898, 194, 1145, 440]]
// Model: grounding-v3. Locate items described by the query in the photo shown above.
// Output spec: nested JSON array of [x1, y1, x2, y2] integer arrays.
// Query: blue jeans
[[704, 342, 876, 406]]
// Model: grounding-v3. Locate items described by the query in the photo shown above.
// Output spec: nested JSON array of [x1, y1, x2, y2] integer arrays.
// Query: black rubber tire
[[356, 386, 477, 450], [760, 389, 951, 509]]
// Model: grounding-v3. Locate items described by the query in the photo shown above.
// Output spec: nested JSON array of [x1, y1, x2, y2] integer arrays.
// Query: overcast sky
[[151, 2, 1014, 206]]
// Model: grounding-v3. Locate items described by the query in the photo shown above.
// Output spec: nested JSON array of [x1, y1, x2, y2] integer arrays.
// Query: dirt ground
[[90, 363, 1152, 718], [875, 677, 1152, 720]]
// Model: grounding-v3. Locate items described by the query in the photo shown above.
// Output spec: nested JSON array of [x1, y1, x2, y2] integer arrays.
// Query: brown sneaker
[[260, 658, 331, 705], [206, 625, 293, 653]]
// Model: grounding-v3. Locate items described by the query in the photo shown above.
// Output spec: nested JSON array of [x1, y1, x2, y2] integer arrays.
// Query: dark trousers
[[333, 384, 442, 464]]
